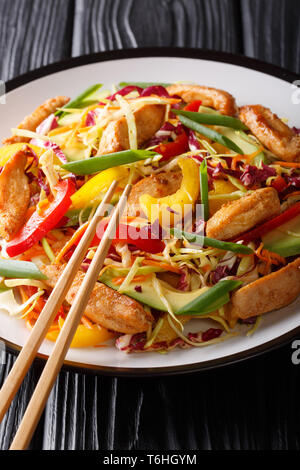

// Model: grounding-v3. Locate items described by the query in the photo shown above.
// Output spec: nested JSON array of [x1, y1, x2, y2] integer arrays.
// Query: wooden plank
[[0, 0, 74, 81], [241, 0, 300, 74], [72, 0, 241, 56], [0, 353, 44, 450]]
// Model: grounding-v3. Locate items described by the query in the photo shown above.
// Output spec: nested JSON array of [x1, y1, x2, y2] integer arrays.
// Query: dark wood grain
[[241, 0, 300, 74], [72, 0, 241, 56], [1, 0, 300, 451], [0, 0, 74, 81]]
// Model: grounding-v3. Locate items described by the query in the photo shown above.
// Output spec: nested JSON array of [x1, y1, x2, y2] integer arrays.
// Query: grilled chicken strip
[[239, 105, 300, 162], [0, 149, 30, 240], [3, 95, 70, 145], [206, 187, 281, 240], [98, 104, 165, 155], [167, 84, 237, 116], [126, 171, 182, 217], [42, 264, 154, 334], [226, 258, 300, 321]]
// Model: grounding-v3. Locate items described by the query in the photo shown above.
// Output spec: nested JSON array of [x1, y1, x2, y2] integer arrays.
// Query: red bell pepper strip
[[6, 179, 75, 257], [233, 201, 300, 244], [184, 100, 202, 112], [154, 131, 189, 162], [90, 220, 165, 254], [271, 175, 289, 193]]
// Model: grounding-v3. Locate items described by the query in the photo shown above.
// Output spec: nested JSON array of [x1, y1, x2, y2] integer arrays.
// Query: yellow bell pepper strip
[[62, 149, 159, 175], [0, 143, 44, 166], [71, 166, 129, 210], [139, 157, 200, 225], [46, 318, 115, 348]]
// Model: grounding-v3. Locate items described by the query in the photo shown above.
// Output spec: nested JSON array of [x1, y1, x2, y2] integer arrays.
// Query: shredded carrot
[[142, 259, 181, 274], [274, 161, 300, 168], [112, 274, 152, 286], [231, 155, 242, 170], [283, 191, 300, 200], [48, 124, 75, 137], [255, 242, 286, 274], [231, 147, 264, 170], [201, 264, 211, 272], [54, 221, 90, 263], [80, 104, 101, 126], [20, 245, 45, 261]]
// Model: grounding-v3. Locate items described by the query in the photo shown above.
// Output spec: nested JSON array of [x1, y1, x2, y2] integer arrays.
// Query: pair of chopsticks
[[0, 181, 131, 450]]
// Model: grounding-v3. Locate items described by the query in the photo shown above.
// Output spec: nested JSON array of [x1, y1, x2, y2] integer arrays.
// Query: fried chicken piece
[[98, 104, 165, 154], [3, 96, 70, 145], [239, 105, 300, 162], [0, 149, 30, 240], [41, 264, 154, 334], [125, 171, 182, 217], [226, 258, 300, 320], [167, 84, 237, 115], [206, 187, 281, 240]]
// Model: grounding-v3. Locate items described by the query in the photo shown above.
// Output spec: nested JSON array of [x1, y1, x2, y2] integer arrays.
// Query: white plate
[[0, 49, 299, 375]]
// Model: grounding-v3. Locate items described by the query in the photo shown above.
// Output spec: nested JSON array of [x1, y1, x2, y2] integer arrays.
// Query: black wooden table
[[0, 0, 300, 451]]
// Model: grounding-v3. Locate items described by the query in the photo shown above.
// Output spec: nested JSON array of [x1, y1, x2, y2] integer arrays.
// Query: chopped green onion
[[0, 260, 47, 280], [178, 115, 244, 154], [119, 82, 171, 89], [199, 159, 209, 221], [173, 110, 248, 130], [176, 280, 242, 315], [41, 238, 55, 263], [62, 150, 160, 175], [55, 84, 103, 119], [170, 228, 253, 254]]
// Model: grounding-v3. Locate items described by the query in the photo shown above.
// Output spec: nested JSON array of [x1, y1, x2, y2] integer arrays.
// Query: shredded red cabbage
[[43, 141, 68, 164], [293, 127, 300, 135], [37, 169, 50, 196], [134, 285, 142, 293], [210, 265, 230, 284], [140, 85, 170, 98], [177, 268, 190, 291], [212, 162, 241, 180], [36, 114, 58, 135], [202, 328, 223, 342], [106, 85, 143, 101], [286, 175, 300, 188], [240, 163, 276, 187], [85, 109, 97, 127], [188, 130, 201, 151]]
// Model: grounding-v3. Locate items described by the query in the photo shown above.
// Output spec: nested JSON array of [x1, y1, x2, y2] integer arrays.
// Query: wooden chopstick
[[9, 183, 132, 450], [0, 180, 118, 426]]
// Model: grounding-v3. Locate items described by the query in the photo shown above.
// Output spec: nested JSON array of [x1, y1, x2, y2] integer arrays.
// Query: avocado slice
[[100, 267, 208, 313], [199, 105, 268, 166], [262, 214, 300, 257]]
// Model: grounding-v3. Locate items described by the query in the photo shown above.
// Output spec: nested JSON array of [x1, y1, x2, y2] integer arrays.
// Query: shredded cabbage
[[0, 288, 44, 316], [116, 94, 137, 150], [39, 149, 59, 195]]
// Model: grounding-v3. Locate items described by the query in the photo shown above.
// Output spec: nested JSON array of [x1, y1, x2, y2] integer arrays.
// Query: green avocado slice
[[100, 268, 209, 313], [262, 214, 300, 257]]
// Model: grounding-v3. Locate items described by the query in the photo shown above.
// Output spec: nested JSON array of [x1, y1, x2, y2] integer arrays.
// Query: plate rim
[[1, 46, 300, 377]]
